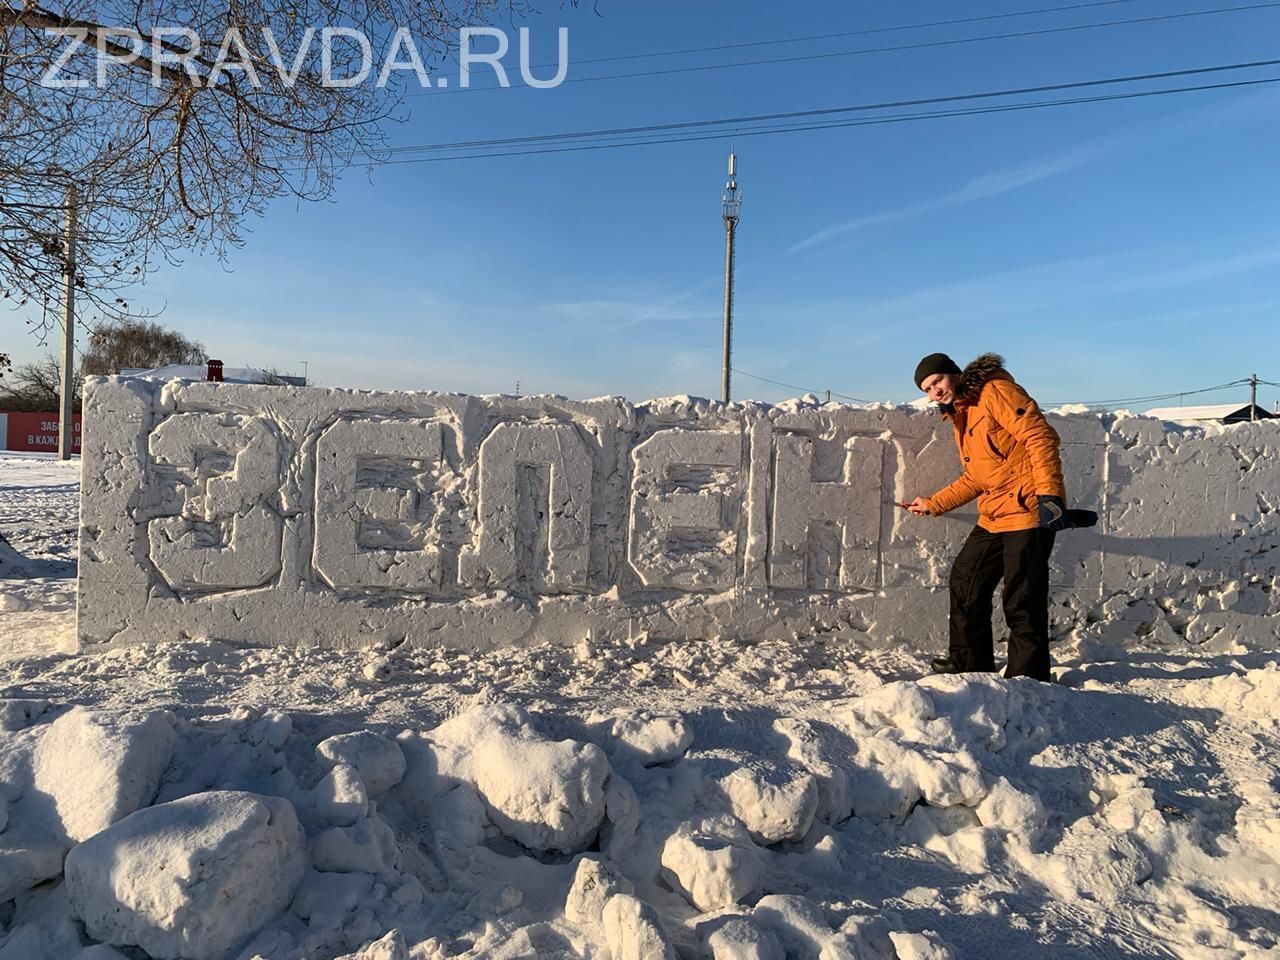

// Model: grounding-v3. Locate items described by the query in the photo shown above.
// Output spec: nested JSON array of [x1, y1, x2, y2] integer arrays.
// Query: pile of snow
[[2, 656, 1278, 959], [399, 703, 616, 856], [65, 791, 306, 960]]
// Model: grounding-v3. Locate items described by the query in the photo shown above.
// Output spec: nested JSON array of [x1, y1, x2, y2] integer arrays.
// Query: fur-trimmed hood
[[922, 352, 1066, 531], [952, 352, 1011, 407]]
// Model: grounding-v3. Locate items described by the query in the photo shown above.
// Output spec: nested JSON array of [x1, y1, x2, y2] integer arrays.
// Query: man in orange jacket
[[905, 352, 1070, 681]]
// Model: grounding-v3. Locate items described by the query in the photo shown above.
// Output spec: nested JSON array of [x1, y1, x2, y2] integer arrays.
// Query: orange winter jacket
[[921, 353, 1066, 533]]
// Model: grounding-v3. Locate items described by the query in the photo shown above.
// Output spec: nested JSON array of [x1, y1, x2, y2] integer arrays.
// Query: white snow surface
[[64, 790, 307, 960], [73, 379, 1280, 655], [1, 452, 1280, 959], [0, 453, 78, 657]]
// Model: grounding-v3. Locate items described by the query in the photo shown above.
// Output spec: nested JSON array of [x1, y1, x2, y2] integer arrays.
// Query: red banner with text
[[4, 412, 82, 453]]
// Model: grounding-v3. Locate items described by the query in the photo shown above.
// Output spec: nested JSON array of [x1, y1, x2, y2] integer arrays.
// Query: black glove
[[1037, 494, 1072, 532], [1067, 508, 1098, 528]]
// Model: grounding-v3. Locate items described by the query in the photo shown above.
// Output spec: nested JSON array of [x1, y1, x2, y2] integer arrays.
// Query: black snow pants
[[948, 525, 1056, 681]]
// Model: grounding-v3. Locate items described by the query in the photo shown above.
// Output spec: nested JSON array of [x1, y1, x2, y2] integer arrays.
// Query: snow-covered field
[[1, 450, 1278, 960], [0, 453, 78, 658]]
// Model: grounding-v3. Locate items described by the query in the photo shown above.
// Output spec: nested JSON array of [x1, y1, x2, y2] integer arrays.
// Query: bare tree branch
[[2, 0, 538, 342]]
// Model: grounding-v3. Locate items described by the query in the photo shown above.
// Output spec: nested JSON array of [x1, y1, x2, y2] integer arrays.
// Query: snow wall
[[76, 377, 1280, 652]]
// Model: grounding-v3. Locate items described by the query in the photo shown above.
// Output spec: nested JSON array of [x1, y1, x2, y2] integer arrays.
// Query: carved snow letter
[[314, 419, 445, 591], [147, 413, 283, 590], [770, 435, 884, 590], [629, 429, 741, 591], [459, 422, 593, 591]]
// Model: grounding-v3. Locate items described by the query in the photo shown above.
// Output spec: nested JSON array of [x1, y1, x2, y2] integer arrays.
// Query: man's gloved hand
[[1037, 494, 1072, 532]]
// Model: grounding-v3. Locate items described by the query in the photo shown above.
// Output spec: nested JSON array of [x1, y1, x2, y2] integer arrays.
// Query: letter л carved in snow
[[458, 422, 593, 591]]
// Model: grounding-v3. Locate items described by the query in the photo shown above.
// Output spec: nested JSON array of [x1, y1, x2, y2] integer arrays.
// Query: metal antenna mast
[[721, 150, 742, 404]]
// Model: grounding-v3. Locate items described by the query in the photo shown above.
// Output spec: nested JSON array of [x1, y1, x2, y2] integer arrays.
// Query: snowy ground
[[1, 451, 1278, 960], [0, 453, 78, 658]]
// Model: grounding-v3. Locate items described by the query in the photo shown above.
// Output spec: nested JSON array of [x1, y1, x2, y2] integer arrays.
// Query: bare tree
[[81, 319, 205, 374], [1, 0, 527, 342], [0, 353, 84, 411]]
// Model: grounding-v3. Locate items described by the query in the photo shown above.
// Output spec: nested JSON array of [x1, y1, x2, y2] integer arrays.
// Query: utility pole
[[1250, 372, 1258, 422], [721, 150, 742, 405], [58, 183, 78, 461]]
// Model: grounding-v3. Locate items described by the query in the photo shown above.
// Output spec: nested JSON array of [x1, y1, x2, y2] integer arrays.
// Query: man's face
[[921, 372, 958, 406]]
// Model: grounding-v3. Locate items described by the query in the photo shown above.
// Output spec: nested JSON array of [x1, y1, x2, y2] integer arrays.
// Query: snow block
[[773, 717, 854, 824], [33, 707, 177, 843], [975, 776, 1048, 845], [751, 895, 834, 957], [838, 682, 990, 821], [335, 929, 410, 960], [0, 699, 49, 732], [316, 732, 406, 797], [76, 379, 1280, 655], [311, 815, 400, 877], [64, 790, 306, 960], [564, 856, 635, 925], [310, 763, 369, 828], [888, 930, 957, 960], [427, 704, 611, 855], [696, 750, 819, 844], [703, 916, 785, 960], [595, 711, 694, 767], [0, 845, 67, 903], [660, 825, 762, 911], [601, 893, 677, 960]]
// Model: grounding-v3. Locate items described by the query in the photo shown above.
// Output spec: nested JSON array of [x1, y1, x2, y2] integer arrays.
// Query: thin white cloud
[[788, 147, 1097, 253], [541, 276, 721, 331], [788, 88, 1280, 255], [822, 243, 1280, 352]]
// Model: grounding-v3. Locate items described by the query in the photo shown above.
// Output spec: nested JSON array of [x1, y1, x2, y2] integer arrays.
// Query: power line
[[368, 77, 1280, 164], [330, 62, 1280, 166], [732, 368, 871, 404], [367, 79, 1275, 164], [414, 1, 1280, 96], [1046, 379, 1252, 407], [538, 0, 1153, 69], [383, 57, 1280, 157]]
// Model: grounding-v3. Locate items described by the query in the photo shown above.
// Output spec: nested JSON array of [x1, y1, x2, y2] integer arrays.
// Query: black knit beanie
[[913, 353, 962, 390]]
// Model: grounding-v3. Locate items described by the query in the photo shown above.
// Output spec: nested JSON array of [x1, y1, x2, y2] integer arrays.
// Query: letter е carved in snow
[[628, 429, 742, 592], [313, 419, 447, 592]]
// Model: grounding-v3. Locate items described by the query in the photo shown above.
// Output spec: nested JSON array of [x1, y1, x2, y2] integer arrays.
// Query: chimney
[[206, 359, 224, 382]]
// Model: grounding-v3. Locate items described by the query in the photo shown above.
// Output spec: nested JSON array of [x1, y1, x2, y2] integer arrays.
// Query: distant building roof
[[1144, 403, 1274, 422]]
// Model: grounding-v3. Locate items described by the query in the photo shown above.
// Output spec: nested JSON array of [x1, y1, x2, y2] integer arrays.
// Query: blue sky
[[12, 0, 1280, 411]]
